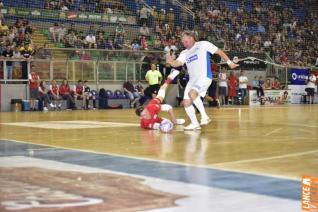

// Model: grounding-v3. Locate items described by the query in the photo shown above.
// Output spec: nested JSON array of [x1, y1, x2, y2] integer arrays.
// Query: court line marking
[[1, 138, 301, 181], [264, 128, 283, 137], [26, 148, 58, 151], [212, 149, 318, 166]]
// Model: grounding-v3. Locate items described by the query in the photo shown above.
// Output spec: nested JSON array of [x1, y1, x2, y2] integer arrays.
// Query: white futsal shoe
[[184, 123, 201, 131], [200, 117, 211, 126], [175, 119, 185, 125]]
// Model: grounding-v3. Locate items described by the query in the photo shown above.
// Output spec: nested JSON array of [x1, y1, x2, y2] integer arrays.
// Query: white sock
[[185, 105, 199, 126], [193, 96, 208, 119], [157, 88, 166, 100]]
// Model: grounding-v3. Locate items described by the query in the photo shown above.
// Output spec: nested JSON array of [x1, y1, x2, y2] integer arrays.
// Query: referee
[[145, 63, 162, 98]]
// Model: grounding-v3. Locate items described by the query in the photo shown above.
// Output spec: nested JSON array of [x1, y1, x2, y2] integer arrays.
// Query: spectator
[[264, 79, 272, 90], [105, 38, 114, 50], [58, 23, 67, 43], [252, 75, 259, 90], [139, 6, 150, 26], [238, 71, 248, 98], [176, 69, 188, 106], [218, 68, 228, 105], [145, 63, 162, 98], [135, 80, 144, 96], [131, 39, 140, 50], [28, 70, 40, 111], [2, 45, 13, 80], [38, 80, 52, 111], [139, 23, 150, 37], [115, 23, 125, 37], [65, 31, 77, 48], [123, 79, 140, 108], [114, 35, 124, 49], [272, 77, 281, 90], [0, 21, 9, 37], [96, 32, 105, 49], [166, 8, 175, 28], [228, 71, 238, 105], [49, 23, 60, 43], [164, 43, 178, 53], [165, 49, 176, 77], [153, 36, 162, 50], [257, 76, 265, 98], [74, 79, 84, 100], [49, 79, 61, 109], [85, 32, 97, 49], [59, 78, 75, 110], [306, 72, 316, 104], [35, 43, 52, 59], [83, 80, 96, 110], [140, 35, 148, 50], [20, 43, 33, 81]]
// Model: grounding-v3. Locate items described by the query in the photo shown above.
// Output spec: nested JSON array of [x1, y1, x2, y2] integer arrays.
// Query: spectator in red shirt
[[59, 79, 75, 109], [28, 71, 40, 111], [49, 79, 61, 109], [135, 83, 185, 130], [271, 77, 281, 90], [74, 80, 84, 108], [38, 80, 52, 111], [228, 71, 238, 105]]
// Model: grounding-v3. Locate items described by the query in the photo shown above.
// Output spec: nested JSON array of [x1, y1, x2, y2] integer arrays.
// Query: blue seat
[[105, 90, 115, 99], [114, 90, 128, 99]]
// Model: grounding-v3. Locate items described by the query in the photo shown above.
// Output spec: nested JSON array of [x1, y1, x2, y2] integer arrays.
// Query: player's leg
[[156, 83, 169, 102], [183, 83, 201, 130], [190, 80, 211, 125], [161, 104, 185, 125]]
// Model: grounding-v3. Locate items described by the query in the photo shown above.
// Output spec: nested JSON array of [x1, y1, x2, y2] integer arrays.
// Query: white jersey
[[176, 41, 218, 82], [307, 75, 316, 88]]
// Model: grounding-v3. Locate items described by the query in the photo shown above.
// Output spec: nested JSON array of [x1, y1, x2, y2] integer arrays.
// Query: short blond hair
[[181, 30, 198, 41]]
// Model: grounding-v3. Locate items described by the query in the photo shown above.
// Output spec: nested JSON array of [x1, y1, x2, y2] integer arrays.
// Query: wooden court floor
[[0, 105, 317, 180]]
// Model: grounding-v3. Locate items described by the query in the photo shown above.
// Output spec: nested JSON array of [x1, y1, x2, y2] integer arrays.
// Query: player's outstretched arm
[[216, 49, 239, 69], [167, 58, 183, 68]]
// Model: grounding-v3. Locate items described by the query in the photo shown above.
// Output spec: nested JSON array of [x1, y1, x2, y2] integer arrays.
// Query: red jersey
[[59, 84, 71, 95], [75, 85, 83, 95], [140, 98, 163, 129], [29, 72, 39, 89], [50, 85, 59, 95]]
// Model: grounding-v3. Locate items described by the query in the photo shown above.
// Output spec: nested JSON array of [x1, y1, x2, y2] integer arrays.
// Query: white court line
[[1, 138, 301, 181], [212, 149, 318, 166], [26, 148, 57, 151], [264, 128, 282, 137]]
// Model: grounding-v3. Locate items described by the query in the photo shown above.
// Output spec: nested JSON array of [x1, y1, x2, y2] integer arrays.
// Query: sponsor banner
[[249, 89, 291, 106], [288, 85, 318, 104], [302, 176, 318, 211], [289, 68, 310, 85], [2, 7, 136, 25], [220, 57, 267, 70]]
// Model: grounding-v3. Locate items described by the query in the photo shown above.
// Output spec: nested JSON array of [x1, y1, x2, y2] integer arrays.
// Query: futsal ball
[[160, 119, 174, 133]]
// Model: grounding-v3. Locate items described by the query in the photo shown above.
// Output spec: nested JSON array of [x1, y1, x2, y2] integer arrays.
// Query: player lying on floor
[[135, 83, 185, 132]]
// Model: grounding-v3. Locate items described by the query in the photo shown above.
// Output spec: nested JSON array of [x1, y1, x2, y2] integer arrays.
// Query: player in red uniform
[[135, 83, 185, 130]]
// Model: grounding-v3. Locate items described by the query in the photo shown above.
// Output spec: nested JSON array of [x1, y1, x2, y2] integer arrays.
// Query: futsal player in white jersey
[[166, 31, 239, 130]]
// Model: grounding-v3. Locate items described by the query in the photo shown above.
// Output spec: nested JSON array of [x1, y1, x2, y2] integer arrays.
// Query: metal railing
[[0, 49, 164, 85]]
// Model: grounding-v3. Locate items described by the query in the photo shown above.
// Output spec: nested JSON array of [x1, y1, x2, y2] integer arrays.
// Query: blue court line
[[0, 140, 300, 200]]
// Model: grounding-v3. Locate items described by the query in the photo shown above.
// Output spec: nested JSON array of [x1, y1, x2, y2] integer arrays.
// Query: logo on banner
[[302, 176, 318, 211], [290, 68, 309, 85]]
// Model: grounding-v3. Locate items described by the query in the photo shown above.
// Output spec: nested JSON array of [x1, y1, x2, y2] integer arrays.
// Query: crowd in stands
[[184, 0, 318, 66], [0, 18, 41, 80], [44, 0, 317, 67]]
